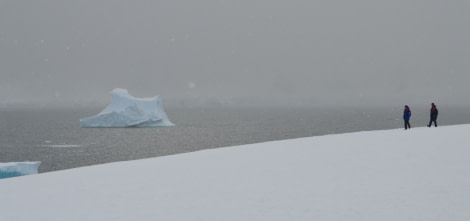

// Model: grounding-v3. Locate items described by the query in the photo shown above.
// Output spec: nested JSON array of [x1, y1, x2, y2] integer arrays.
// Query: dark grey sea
[[1, 105, 469, 173]]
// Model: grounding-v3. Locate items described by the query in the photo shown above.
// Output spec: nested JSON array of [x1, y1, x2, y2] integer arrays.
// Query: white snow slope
[[80, 88, 174, 127], [1, 125, 469, 221]]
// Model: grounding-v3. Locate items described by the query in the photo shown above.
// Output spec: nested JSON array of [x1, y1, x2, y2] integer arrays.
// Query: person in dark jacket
[[403, 105, 411, 130], [427, 103, 438, 127]]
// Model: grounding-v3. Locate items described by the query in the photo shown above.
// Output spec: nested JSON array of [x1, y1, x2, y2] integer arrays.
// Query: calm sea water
[[1, 105, 468, 173]]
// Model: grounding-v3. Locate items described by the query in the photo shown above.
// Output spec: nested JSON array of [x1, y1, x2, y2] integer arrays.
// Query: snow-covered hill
[[1, 125, 469, 220]]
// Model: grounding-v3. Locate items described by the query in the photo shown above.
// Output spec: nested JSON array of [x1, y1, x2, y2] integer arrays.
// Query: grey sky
[[1, 1, 469, 107]]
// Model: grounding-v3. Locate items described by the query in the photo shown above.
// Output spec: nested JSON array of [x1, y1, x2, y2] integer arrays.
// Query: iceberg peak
[[80, 88, 174, 128]]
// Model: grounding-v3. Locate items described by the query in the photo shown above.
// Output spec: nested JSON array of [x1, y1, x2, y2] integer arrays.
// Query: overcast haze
[[1, 1, 469, 107]]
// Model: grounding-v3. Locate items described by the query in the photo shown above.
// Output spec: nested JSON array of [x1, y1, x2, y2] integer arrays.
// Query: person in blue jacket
[[403, 105, 411, 130]]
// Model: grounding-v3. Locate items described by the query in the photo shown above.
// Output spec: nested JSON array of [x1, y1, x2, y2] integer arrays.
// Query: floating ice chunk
[[42, 144, 80, 148], [0, 162, 41, 179], [80, 88, 174, 128]]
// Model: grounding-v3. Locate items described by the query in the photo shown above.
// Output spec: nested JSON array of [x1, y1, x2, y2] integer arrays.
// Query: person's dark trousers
[[428, 119, 437, 127], [404, 120, 411, 130]]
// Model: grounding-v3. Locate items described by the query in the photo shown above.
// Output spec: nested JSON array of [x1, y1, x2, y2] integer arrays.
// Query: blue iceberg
[[80, 88, 174, 128], [0, 162, 41, 179]]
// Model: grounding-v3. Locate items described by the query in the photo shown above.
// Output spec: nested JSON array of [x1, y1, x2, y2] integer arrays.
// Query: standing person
[[403, 105, 411, 130], [427, 103, 438, 127]]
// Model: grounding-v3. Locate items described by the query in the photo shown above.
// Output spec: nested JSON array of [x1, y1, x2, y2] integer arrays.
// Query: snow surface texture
[[0, 162, 40, 179], [1, 125, 469, 220], [80, 88, 174, 127]]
